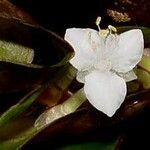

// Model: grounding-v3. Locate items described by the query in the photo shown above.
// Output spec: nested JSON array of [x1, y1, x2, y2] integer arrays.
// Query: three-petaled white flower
[[64, 18, 144, 117]]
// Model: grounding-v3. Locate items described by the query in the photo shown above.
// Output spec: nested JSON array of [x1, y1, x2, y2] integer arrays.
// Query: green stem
[[62, 88, 86, 113], [13, 88, 87, 149], [34, 88, 86, 129], [54, 63, 77, 91]]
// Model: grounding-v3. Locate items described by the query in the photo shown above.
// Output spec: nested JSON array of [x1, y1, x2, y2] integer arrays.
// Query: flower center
[[94, 17, 118, 72], [94, 59, 112, 71], [95, 16, 117, 38]]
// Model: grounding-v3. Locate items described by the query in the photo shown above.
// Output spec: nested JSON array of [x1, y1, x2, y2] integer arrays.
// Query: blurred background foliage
[[0, 0, 149, 149]]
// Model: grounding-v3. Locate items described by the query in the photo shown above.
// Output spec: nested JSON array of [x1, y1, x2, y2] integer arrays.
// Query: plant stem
[[15, 88, 86, 149], [34, 88, 86, 129], [62, 88, 86, 113]]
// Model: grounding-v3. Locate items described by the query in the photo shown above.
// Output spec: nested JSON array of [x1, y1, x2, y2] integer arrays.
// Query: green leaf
[[61, 141, 117, 150], [136, 68, 150, 89], [0, 140, 24, 150], [0, 88, 86, 150], [0, 127, 36, 150], [0, 40, 34, 64], [0, 64, 77, 149], [0, 16, 73, 93], [0, 64, 76, 129], [127, 81, 140, 93], [138, 55, 150, 72], [0, 86, 43, 127]]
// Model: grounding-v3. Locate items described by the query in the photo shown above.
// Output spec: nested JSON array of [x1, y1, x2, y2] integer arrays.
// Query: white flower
[[64, 19, 144, 117]]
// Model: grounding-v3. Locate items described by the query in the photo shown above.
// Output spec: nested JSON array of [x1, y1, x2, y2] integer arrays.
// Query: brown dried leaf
[[0, 0, 37, 25], [107, 0, 150, 26]]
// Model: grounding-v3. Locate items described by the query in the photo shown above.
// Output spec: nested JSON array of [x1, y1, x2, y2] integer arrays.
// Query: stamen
[[95, 16, 101, 31], [100, 29, 109, 38], [108, 25, 117, 33], [95, 18, 117, 38]]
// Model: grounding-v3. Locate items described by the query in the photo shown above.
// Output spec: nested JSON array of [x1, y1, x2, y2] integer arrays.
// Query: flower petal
[[117, 70, 137, 82], [76, 68, 94, 83], [84, 70, 126, 117], [110, 29, 144, 73], [77, 71, 89, 83], [105, 34, 119, 57], [65, 28, 104, 71]]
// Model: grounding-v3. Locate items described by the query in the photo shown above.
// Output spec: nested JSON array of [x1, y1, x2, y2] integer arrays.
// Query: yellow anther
[[95, 17, 117, 38], [100, 29, 109, 38], [96, 16, 101, 26], [108, 25, 117, 33], [95, 16, 101, 31]]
